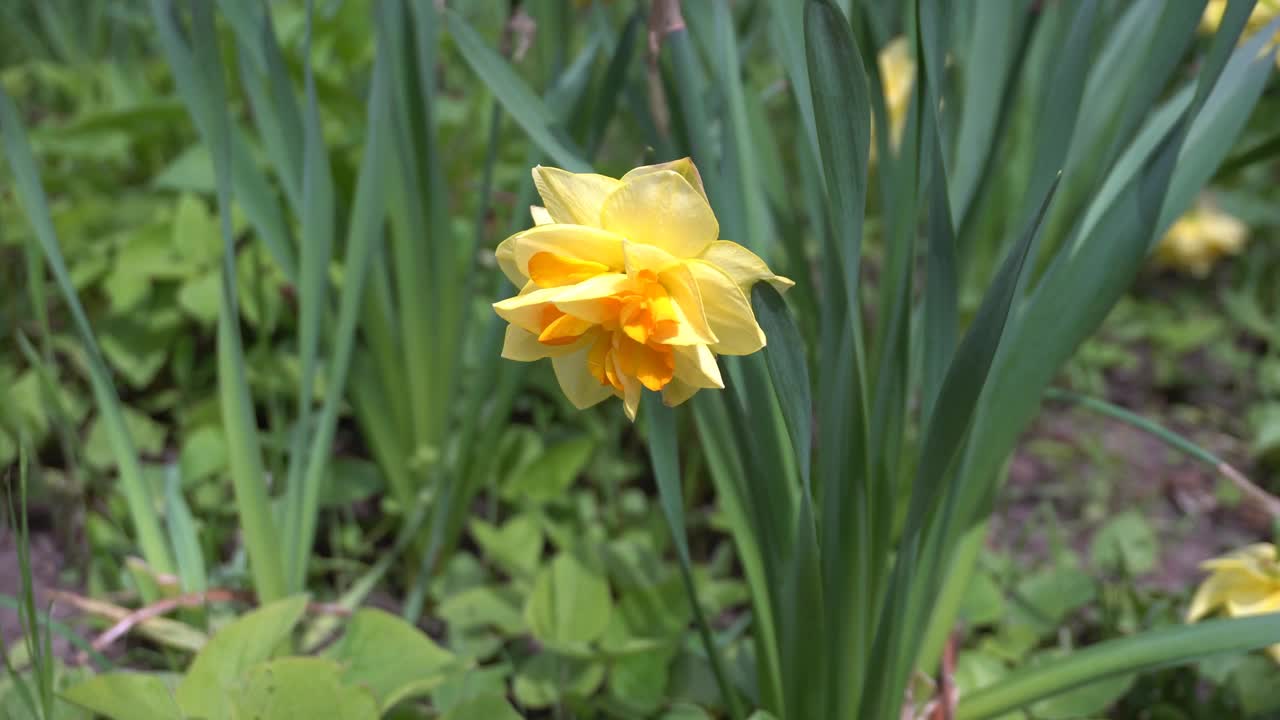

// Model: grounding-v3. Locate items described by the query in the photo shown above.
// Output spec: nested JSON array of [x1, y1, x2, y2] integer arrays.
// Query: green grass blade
[[586, 11, 640, 157], [867, 174, 1061, 720], [766, 0, 820, 168], [921, 120, 958, 419], [164, 466, 208, 595], [283, 0, 336, 592], [379, 0, 437, 457], [294, 36, 392, 587], [948, 0, 1025, 224], [804, 3, 875, 713], [643, 393, 745, 720], [191, 0, 288, 604], [779, 495, 827, 720], [150, 0, 298, 282], [1016, 0, 1097, 237], [699, 1, 771, 252], [912, 173, 1058, 530], [0, 87, 175, 576], [225, 0, 305, 213], [444, 9, 589, 172], [751, 285, 812, 486], [956, 614, 1280, 720], [690, 393, 784, 712], [955, 7, 1276, 535]]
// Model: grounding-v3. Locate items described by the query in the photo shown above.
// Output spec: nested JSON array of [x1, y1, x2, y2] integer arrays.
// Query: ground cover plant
[[4, 0, 1280, 718]]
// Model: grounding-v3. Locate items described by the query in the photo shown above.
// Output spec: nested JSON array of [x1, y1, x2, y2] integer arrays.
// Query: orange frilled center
[[529, 251, 676, 392]]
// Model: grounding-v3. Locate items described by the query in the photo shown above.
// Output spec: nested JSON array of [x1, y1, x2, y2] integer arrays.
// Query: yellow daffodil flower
[[878, 37, 915, 150], [1202, 0, 1280, 67], [1187, 543, 1280, 663], [1153, 196, 1247, 277], [493, 158, 793, 420]]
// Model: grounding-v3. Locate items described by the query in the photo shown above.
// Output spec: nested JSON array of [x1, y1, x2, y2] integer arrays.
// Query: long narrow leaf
[[644, 393, 745, 720], [957, 614, 1280, 720], [192, 0, 287, 603], [0, 88, 175, 576], [445, 9, 589, 172]]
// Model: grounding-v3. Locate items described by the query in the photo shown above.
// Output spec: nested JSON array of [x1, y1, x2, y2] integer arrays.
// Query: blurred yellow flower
[[878, 37, 915, 150], [1201, 0, 1280, 67], [1187, 543, 1280, 663], [493, 158, 793, 420], [1153, 197, 1247, 277]]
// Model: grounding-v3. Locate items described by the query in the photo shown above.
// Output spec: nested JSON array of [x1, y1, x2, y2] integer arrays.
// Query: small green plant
[[60, 596, 470, 720]]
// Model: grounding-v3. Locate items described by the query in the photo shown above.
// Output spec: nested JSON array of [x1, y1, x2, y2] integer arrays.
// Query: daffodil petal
[[622, 239, 681, 274], [495, 235, 525, 286], [601, 169, 718, 258], [617, 360, 642, 421], [530, 205, 554, 226], [532, 166, 621, 226], [553, 340, 614, 410], [492, 283, 570, 333], [502, 324, 578, 361], [672, 344, 723, 389], [550, 273, 632, 324], [1187, 573, 1228, 622], [657, 263, 717, 346], [687, 260, 765, 355], [662, 378, 701, 407], [698, 240, 795, 293], [511, 224, 627, 278], [620, 157, 709, 204], [1229, 590, 1280, 617]]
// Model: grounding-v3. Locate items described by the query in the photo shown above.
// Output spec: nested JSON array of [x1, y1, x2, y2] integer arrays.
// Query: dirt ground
[[0, 528, 77, 660], [995, 402, 1270, 592]]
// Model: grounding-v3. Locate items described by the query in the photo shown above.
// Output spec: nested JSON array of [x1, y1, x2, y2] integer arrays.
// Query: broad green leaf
[[1091, 511, 1158, 575], [525, 552, 611, 649], [318, 459, 385, 508], [959, 569, 1006, 627], [84, 408, 165, 471], [512, 653, 606, 709], [662, 704, 714, 720], [327, 608, 457, 710], [231, 658, 378, 720], [431, 666, 511, 715], [501, 436, 594, 503], [175, 596, 308, 718], [609, 646, 677, 714], [1230, 654, 1280, 715], [438, 693, 521, 720], [62, 673, 182, 720], [437, 586, 526, 636], [470, 514, 543, 579]]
